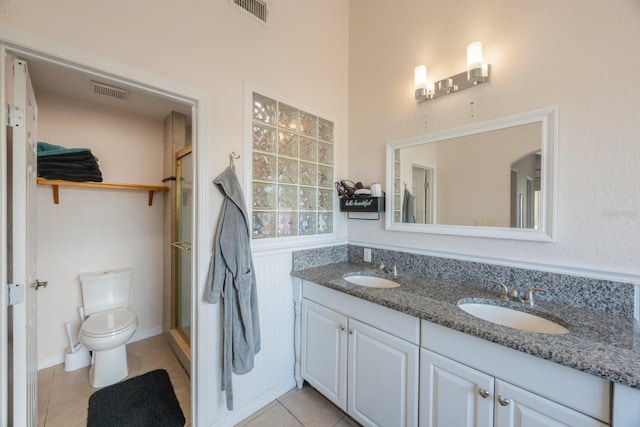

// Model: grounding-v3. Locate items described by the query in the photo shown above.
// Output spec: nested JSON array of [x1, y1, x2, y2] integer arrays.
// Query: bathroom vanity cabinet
[[420, 321, 610, 427], [296, 279, 419, 427], [293, 276, 634, 427], [421, 349, 607, 427]]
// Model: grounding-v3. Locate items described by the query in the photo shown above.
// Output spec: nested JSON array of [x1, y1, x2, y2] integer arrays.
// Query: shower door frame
[[170, 145, 193, 375]]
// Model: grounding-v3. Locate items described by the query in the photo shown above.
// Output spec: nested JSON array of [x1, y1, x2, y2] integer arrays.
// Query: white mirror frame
[[385, 106, 558, 241]]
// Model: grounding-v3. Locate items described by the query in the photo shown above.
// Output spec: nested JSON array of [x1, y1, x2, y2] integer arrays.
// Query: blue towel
[[37, 141, 97, 159]]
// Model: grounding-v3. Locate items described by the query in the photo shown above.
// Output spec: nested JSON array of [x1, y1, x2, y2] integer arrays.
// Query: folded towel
[[36, 142, 103, 182], [37, 141, 97, 159], [37, 151, 96, 163], [38, 170, 103, 182]]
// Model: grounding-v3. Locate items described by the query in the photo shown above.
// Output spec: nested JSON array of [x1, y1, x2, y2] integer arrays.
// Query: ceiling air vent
[[230, 0, 269, 24], [91, 81, 130, 100]]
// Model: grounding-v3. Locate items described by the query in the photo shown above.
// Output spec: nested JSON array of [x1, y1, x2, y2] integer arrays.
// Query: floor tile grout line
[[332, 415, 346, 427], [277, 400, 306, 427], [277, 392, 354, 427], [40, 369, 55, 427]]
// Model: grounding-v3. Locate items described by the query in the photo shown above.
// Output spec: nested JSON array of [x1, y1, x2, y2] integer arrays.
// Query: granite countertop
[[292, 261, 640, 389]]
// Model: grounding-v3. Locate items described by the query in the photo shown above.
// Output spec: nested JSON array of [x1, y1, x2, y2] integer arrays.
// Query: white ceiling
[[25, 55, 193, 121]]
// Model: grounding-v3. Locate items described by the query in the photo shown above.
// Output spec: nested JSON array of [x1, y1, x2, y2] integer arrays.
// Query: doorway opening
[[2, 42, 201, 424], [411, 164, 434, 224]]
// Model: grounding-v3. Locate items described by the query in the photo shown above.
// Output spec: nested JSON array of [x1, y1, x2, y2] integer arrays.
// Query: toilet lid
[[82, 307, 136, 336]]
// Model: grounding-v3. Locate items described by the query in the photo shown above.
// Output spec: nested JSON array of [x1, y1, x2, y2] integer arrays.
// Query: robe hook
[[229, 151, 241, 167]]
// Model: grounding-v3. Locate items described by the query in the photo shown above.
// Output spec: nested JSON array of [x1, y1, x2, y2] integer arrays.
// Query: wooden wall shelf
[[37, 178, 168, 206]]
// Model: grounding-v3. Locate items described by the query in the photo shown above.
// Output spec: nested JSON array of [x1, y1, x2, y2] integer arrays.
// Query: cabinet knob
[[497, 395, 511, 406], [478, 388, 490, 399], [348, 329, 354, 335], [339, 325, 345, 331]]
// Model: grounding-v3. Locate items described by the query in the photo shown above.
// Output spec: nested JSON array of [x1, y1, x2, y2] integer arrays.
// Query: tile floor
[[37, 334, 191, 427], [234, 385, 360, 427], [37, 333, 357, 427]]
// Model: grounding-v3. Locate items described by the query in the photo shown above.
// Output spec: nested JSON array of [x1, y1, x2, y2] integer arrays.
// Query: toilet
[[78, 268, 138, 388]]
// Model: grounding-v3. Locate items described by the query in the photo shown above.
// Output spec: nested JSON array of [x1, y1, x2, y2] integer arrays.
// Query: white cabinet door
[[348, 318, 419, 427], [420, 349, 494, 427], [301, 298, 348, 410], [495, 380, 608, 427]]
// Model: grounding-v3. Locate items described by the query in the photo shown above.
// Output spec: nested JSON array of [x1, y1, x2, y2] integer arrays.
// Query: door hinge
[[6, 104, 25, 128], [7, 283, 25, 305]]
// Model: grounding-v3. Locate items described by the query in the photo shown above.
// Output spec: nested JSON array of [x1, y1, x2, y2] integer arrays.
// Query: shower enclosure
[[169, 146, 192, 373]]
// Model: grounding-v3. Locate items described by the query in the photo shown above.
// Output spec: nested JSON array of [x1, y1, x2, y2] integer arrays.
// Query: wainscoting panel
[[230, 250, 296, 410]]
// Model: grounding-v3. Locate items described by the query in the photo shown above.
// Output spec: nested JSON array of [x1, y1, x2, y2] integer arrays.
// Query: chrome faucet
[[523, 288, 546, 306], [491, 279, 522, 302], [490, 279, 510, 300], [377, 260, 398, 277], [491, 280, 546, 305]]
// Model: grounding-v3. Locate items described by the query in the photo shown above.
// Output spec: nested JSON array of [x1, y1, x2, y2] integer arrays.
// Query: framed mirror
[[386, 107, 557, 241]]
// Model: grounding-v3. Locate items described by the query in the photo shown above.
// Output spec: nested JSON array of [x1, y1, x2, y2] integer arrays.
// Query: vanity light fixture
[[415, 41, 491, 103]]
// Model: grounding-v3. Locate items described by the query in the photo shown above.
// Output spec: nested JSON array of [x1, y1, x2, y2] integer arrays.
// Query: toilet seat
[[81, 307, 136, 337]]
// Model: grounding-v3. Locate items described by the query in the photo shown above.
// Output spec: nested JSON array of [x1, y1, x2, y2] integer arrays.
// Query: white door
[[301, 298, 348, 411], [494, 380, 608, 427], [411, 165, 434, 224], [2, 54, 39, 427], [420, 349, 493, 427], [411, 167, 425, 224], [348, 318, 419, 427]]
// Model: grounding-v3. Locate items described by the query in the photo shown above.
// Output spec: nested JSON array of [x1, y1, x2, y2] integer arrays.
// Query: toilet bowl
[[80, 307, 138, 387], [78, 268, 137, 388]]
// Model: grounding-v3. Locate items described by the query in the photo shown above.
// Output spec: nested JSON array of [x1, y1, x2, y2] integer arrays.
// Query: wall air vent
[[230, 0, 269, 24], [91, 81, 130, 100]]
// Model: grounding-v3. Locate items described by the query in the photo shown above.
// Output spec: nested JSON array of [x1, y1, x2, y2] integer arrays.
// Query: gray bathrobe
[[403, 188, 416, 223], [205, 165, 261, 411]]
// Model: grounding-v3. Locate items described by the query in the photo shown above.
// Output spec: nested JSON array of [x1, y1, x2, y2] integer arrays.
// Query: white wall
[[1, 1, 350, 425], [348, 0, 640, 275], [35, 91, 164, 367]]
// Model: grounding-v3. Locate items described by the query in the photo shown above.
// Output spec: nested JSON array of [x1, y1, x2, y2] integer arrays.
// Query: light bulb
[[414, 65, 427, 92], [467, 41, 483, 71]]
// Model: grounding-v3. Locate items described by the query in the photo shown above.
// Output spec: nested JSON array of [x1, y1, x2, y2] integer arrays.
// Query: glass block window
[[251, 92, 334, 239]]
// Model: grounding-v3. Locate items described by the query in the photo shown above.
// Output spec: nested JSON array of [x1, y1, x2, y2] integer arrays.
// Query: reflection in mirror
[[386, 107, 556, 241], [510, 150, 540, 229]]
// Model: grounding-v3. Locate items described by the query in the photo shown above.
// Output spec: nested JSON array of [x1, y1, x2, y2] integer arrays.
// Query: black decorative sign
[[339, 196, 384, 213]]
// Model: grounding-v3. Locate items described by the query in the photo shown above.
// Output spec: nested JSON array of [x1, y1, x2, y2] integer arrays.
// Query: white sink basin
[[344, 275, 400, 288], [458, 303, 569, 335]]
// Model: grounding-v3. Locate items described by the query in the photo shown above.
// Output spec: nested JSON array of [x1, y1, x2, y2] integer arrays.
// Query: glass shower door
[[173, 149, 192, 342]]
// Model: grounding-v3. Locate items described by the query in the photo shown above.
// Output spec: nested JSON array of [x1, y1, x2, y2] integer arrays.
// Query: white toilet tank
[[79, 268, 133, 315]]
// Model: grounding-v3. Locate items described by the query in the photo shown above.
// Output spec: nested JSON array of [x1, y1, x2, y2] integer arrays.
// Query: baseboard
[[129, 326, 163, 343], [37, 326, 164, 371], [37, 354, 65, 371], [209, 378, 297, 427]]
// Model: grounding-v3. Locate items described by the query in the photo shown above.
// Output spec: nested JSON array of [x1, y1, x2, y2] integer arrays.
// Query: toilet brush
[[64, 322, 91, 372], [65, 322, 79, 353]]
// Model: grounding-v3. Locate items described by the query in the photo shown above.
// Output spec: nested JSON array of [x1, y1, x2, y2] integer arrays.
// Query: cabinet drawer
[[303, 280, 420, 344], [421, 320, 610, 423]]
